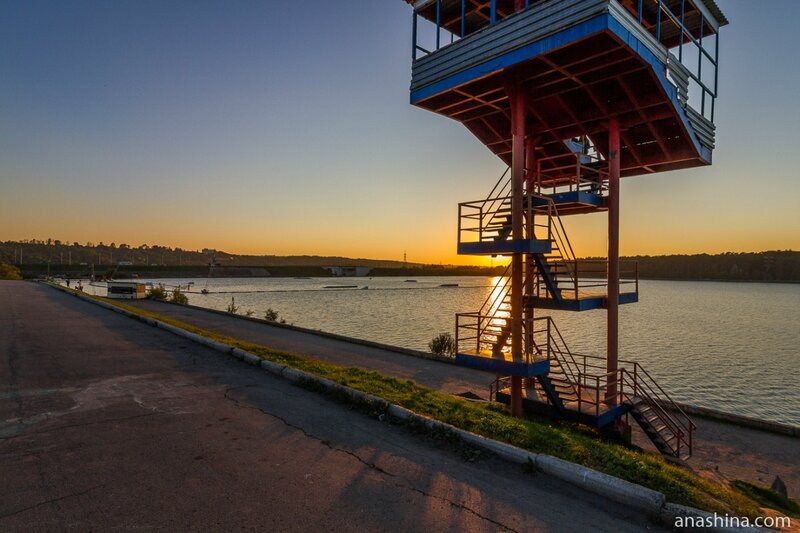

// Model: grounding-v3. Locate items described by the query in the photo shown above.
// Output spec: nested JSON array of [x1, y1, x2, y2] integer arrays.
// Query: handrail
[[482, 169, 512, 238], [478, 327, 695, 457], [456, 312, 546, 363], [530, 195, 577, 293], [488, 375, 513, 401], [459, 192, 553, 245], [531, 258, 639, 301], [635, 0, 720, 121], [629, 363, 695, 427], [534, 151, 608, 195], [484, 167, 510, 205], [620, 368, 693, 457], [477, 262, 511, 315], [541, 316, 581, 388], [481, 333, 695, 457]]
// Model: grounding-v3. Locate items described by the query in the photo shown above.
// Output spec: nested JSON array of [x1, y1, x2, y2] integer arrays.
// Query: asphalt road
[[0, 281, 664, 532], [128, 297, 800, 500]]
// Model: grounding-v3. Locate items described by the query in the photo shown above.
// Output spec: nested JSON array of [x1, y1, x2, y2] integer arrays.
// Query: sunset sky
[[1, 1, 798, 265]]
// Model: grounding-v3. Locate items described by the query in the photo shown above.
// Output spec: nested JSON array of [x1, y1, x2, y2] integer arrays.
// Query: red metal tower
[[403, 0, 727, 459]]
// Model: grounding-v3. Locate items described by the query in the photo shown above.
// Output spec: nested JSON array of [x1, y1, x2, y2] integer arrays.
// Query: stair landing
[[455, 350, 550, 377], [496, 384, 631, 428], [533, 191, 607, 215], [527, 288, 638, 311], [457, 237, 551, 256]]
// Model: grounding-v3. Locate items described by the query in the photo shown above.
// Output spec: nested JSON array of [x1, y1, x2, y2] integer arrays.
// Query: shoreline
[[38, 281, 800, 520], [36, 273, 800, 285], [103, 291, 800, 436]]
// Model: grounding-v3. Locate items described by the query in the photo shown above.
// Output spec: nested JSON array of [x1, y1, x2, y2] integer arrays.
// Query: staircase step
[[650, 423, 668, 434]]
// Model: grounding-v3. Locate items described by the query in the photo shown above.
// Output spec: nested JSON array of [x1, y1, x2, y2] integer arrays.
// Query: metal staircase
[[530, 318, 581, 412], [530, 199, 577, 305], [457, 170, 692, 460], [489, 343, 697, 460], [456, 262, 530, 359], [458, 166, 639, 312], [403, 0, 724, 462], [620, 365, 696, 460]]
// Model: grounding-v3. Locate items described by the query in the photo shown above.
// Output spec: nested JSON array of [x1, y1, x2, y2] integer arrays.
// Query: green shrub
[[264, 308, 279, 321], [147, 285, 167, 300], [225, 297, 238, 314], [0, 263, 22, 280], [171, 287, 188, 305], [428, 332, 456, 357]]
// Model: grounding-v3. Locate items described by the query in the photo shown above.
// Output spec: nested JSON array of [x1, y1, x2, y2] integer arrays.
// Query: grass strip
[[731, 480, 800, 518], [66, 288, 768, 518]]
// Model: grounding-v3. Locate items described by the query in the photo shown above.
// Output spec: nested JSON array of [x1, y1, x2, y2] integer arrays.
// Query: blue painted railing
[[410, 0, 719, 121]]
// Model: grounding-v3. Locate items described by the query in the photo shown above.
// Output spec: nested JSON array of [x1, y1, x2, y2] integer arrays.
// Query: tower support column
[[509, 81, 526, 417], [524, 136, 536, 388], [607, 116, 620, 404]]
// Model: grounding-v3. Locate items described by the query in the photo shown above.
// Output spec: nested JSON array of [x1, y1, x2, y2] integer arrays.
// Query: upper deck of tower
[[405, 0, 728, 177]]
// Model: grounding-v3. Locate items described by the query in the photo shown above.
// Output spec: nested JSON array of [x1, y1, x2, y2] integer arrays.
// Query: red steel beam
[[607, 116, 620, 404], [508, 78, 526, 418]]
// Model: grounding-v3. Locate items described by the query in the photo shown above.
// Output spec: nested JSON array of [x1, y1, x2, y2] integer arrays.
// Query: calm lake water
[[78, 277, 800, 426]]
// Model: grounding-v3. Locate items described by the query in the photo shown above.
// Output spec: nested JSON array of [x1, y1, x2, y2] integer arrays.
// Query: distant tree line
[[3, 239, 798, 282], [0, 239, 415, 269], [586, 251, 800, 282]]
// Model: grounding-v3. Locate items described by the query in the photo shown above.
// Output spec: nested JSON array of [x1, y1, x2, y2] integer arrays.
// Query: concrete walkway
[[127, 297, 800, 501], [131, 298, 494, 398], [0, 281, 663, 531]]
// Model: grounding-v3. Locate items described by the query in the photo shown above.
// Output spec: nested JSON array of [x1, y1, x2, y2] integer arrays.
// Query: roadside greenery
[[61, 287, 779, 520], [428, 332, 456, 357], [147, 285, 168, 300], [225, 297, 238, 314], [0, 263, 22, 280], [170, 288, 188, 305], [264, 308, 279, 322]]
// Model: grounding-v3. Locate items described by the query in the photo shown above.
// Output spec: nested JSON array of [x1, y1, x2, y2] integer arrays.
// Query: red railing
[[533, 151, 608, 195], [566, 353, 695, 458], [531, 259, 639, 302], [488, 350, 696, 458]]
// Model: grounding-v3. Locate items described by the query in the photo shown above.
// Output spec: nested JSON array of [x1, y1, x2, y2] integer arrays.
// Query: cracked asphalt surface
[[128, 293, 800, 500], [0, 281, 665, 531]]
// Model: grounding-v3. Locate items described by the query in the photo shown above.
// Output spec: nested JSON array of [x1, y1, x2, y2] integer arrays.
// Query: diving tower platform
[[401, 0, 727, 460], [408, 0, 724, 174]]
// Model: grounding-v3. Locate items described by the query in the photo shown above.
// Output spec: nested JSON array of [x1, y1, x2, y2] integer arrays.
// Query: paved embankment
[[127, 298, 800, 500], [0, 281, 663, 531], [129, 299, 492, 398]]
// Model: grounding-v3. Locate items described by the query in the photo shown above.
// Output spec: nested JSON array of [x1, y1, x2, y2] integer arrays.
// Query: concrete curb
[[139, 299, 800, 438], [46, 283, 761, 532], [83, 290, 800, 438], [536, 455, 665, 515]]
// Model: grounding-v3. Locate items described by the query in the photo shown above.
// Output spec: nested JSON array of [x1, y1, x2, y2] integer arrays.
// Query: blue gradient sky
[[1, 1, 798, 264]]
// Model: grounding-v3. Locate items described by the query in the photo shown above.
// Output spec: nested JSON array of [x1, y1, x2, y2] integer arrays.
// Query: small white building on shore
[[106, 281, 146, 300]]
